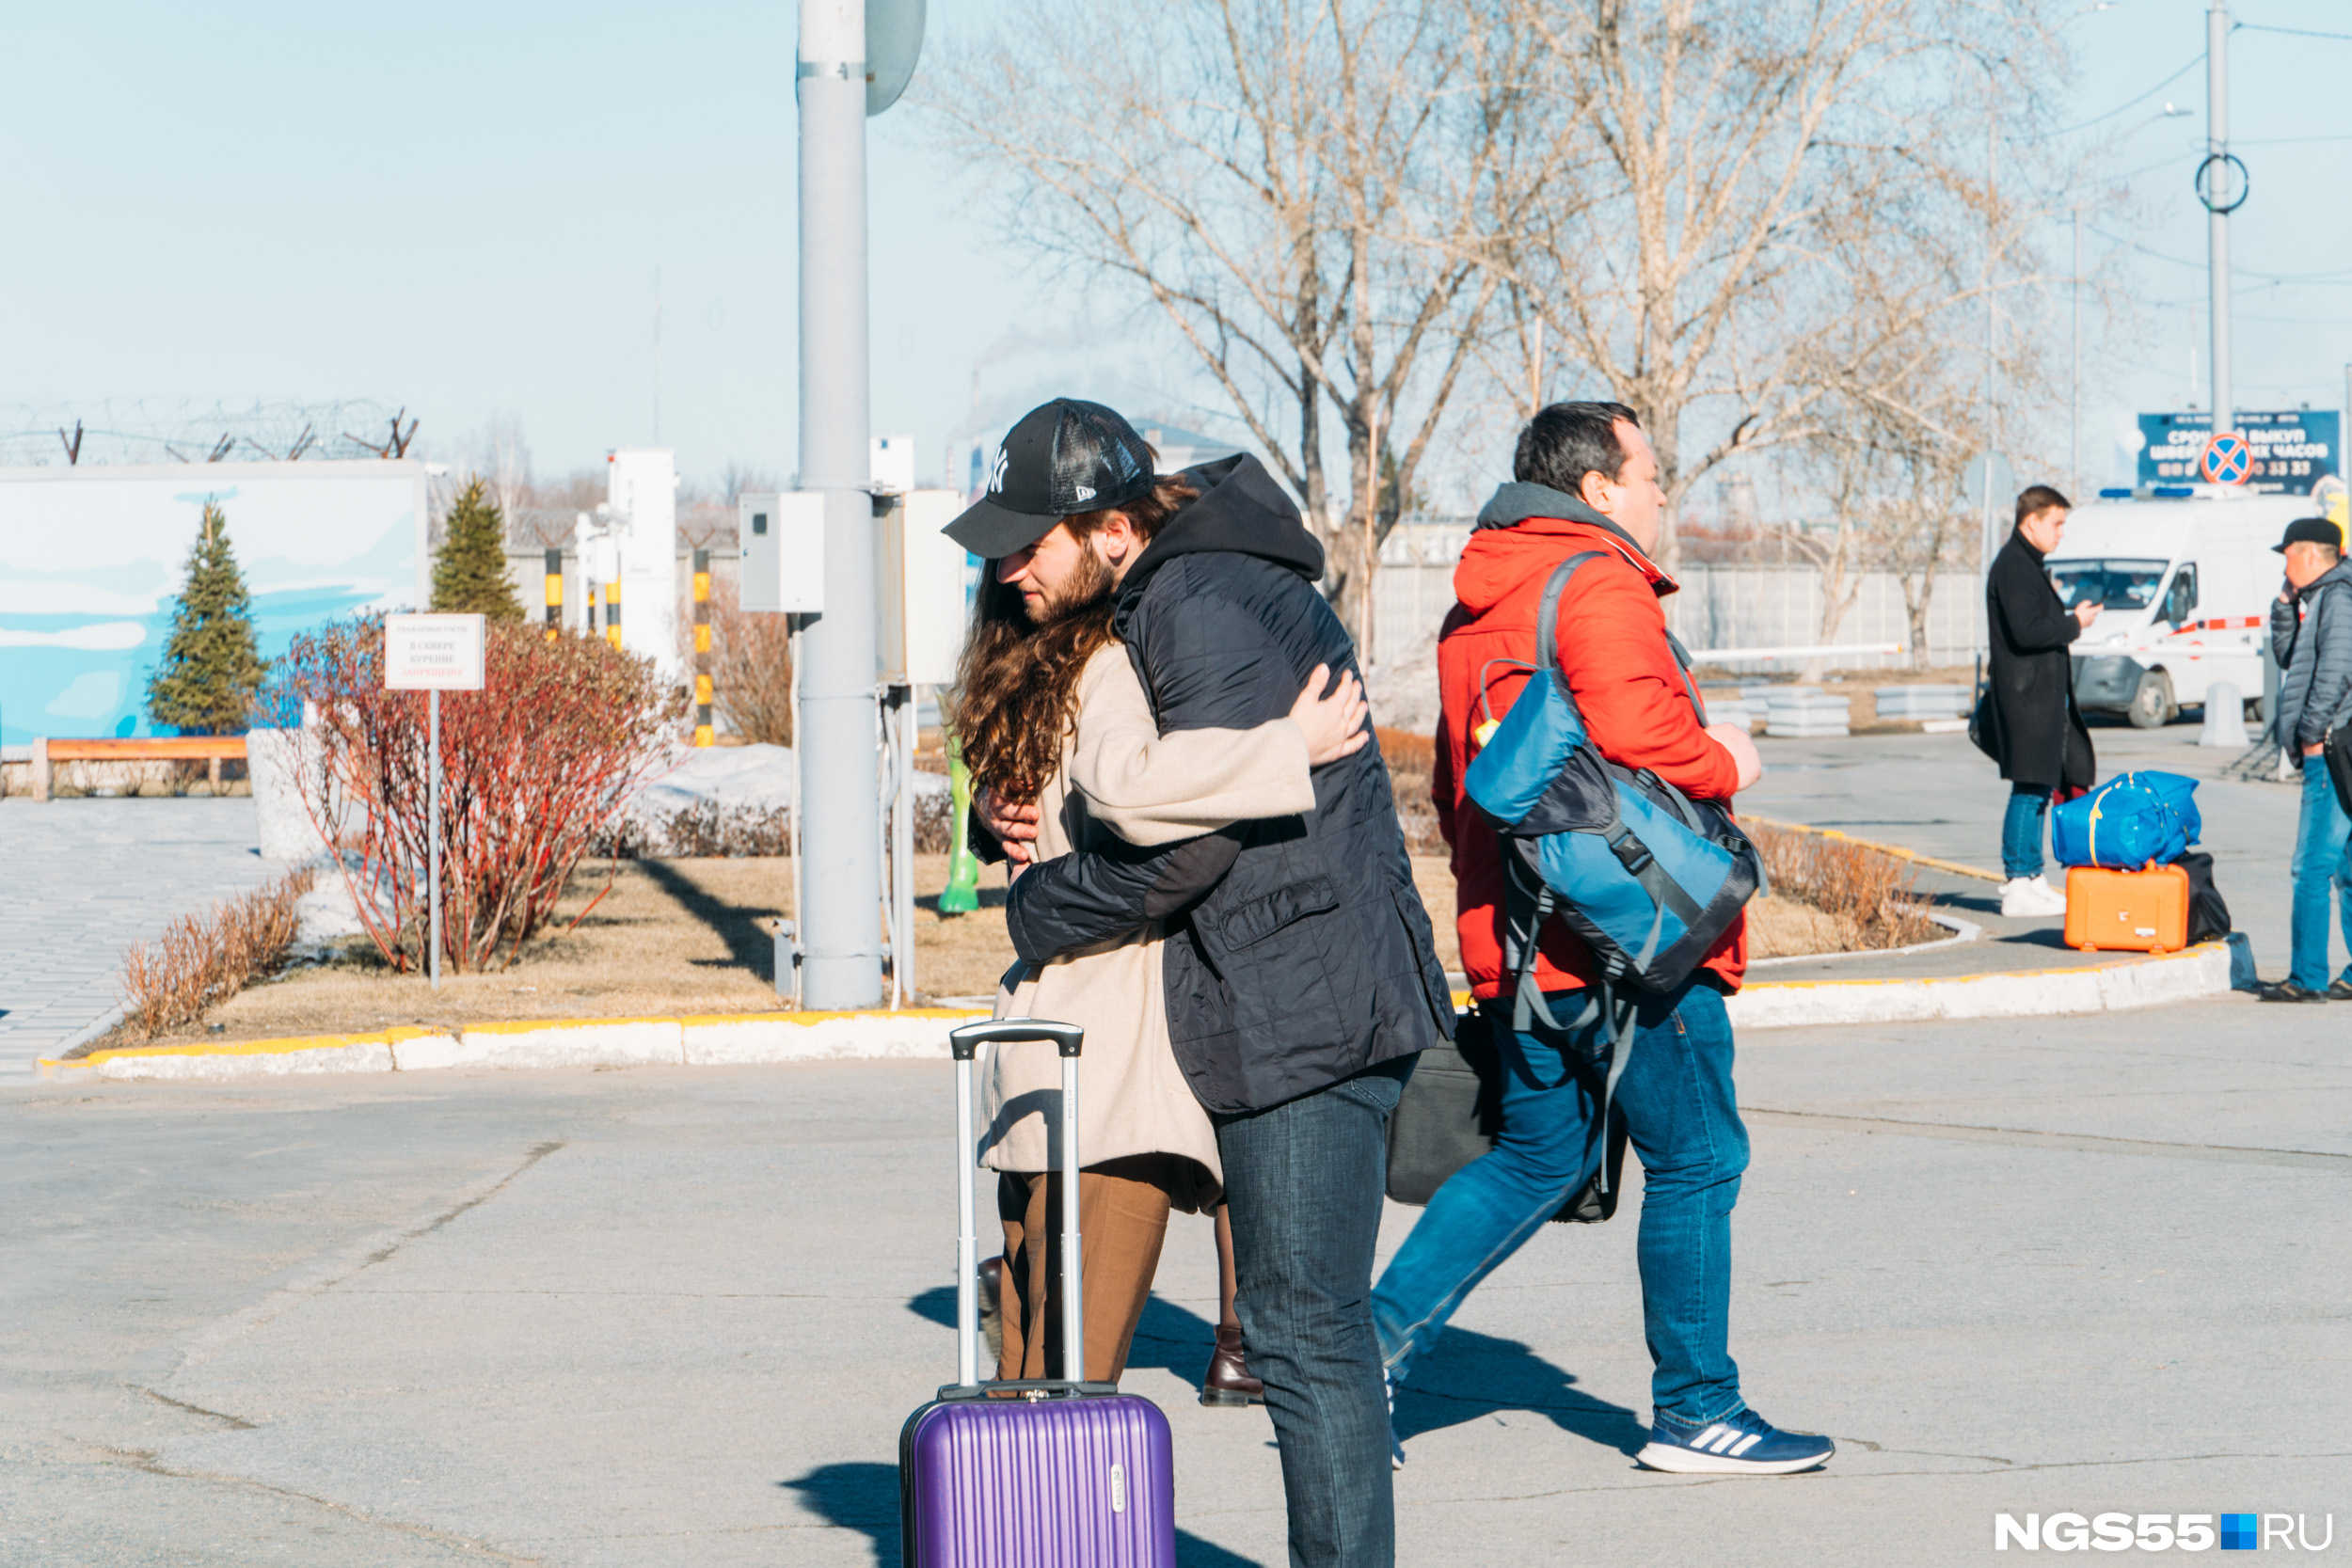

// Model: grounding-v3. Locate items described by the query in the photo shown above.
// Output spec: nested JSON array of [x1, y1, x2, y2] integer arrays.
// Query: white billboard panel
[[0, 459, 427, 742]]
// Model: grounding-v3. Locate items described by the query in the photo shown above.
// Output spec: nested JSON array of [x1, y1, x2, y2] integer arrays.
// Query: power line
[[2235, 22, 2352, 43], [2050, 52, 2203, 135], [2087, 225, 2352, 284]]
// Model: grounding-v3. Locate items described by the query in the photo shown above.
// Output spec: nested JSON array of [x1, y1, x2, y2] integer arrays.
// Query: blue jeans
[[2001, 785, 2053, 879], [2289, 762, 2352, 990], [1372, 983, 1750, 1423], [1215, 1060, 1408, 1568]]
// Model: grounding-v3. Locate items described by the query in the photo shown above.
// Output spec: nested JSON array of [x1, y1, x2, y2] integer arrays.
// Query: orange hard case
[[2062, 864, 2191, 954]]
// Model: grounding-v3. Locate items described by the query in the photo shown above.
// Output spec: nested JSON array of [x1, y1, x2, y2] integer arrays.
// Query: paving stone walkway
[[0, 798, 279, 1074]]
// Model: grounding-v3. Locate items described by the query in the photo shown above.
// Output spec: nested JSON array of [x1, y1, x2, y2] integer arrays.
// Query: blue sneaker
[[1637, 1407, 1835, 1475]]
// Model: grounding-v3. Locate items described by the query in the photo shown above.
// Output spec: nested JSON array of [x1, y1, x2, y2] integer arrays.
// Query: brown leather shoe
[[1200, 1323, 1265, 1406]]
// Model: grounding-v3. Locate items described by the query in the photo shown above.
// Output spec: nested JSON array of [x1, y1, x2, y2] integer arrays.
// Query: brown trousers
[[995, 1155, 1188, 1383]]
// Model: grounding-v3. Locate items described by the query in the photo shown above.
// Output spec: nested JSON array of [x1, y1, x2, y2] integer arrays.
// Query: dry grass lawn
[[109, 855, 1464, 1049], [101, 846, 1877, 1051]]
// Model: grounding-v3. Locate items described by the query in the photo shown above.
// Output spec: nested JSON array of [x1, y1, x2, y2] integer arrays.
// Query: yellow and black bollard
[[544, 548, 563, 639], [604, 577, 622, 649], [692, 547, 714, 746]]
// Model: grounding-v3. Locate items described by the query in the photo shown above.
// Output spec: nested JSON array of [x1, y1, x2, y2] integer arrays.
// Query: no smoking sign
[[2199, 432, 2253, 486]]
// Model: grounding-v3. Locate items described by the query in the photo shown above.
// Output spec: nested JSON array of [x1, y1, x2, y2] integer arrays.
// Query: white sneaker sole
[[1635, 1439, 1834, 1475]]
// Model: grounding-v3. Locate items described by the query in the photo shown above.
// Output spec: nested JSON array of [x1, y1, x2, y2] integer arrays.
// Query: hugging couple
[[945, 398, 1454, 1566]]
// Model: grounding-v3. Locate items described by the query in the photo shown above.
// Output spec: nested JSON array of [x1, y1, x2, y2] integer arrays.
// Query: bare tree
[[924, 0, 1559, 628], [1498, 0, 2069, 570]]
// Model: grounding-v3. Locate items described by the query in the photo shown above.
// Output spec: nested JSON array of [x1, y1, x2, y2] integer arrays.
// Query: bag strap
[[1534, 549, 1710, 731]]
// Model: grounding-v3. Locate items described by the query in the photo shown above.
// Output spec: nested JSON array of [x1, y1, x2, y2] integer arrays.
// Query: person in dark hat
[[2260, 515, 2352, 1002], [950, 398, 1454, 1568]]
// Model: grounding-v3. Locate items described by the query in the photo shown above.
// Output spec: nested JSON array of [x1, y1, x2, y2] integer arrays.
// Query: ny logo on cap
[[989, 448, 1009, 494]]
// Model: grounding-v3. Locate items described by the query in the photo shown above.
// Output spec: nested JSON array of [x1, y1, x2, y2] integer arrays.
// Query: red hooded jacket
[[1436, 499, 1748, 999]]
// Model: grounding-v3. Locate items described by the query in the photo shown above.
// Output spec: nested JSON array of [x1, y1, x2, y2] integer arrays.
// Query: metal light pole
[[2207, 0, 2233, 438], [796, 0, 883, 1009], [2071, 207, 2082, 500], [1979, 65, 1998, 661]]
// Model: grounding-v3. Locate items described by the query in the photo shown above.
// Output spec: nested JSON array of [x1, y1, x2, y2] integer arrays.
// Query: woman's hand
[[1290, 663, 1372, 766], [975, 785, 1040, 867]]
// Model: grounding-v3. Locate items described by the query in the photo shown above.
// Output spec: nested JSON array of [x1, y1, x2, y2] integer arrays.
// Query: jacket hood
[[1118, 453, 1324, 607], [1455, 481, 1673, 616]]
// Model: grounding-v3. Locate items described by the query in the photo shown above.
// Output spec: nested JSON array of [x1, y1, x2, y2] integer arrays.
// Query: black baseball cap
[[942, 398, 1157, 559], [2273, 516, 2343, 553]]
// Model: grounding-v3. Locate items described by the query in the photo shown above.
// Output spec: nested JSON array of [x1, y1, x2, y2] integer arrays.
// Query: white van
[[2041, 491, 2309, 728]]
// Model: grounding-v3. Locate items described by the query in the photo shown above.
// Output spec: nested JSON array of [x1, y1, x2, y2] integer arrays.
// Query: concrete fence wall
[[1366, 560, 1986, 673]]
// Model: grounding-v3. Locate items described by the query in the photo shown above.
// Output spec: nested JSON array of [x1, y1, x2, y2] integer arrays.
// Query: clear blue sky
[[3, 1, 2348, 499]]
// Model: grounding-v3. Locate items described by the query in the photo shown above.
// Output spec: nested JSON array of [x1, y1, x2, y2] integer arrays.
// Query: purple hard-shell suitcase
[[897, 1019, 1178, 1567]]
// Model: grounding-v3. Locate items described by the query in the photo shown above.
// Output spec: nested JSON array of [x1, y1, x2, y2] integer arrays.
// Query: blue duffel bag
[[2050, 771, 2201, 868]]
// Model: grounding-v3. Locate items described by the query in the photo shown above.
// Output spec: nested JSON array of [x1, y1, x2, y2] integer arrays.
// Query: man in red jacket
[[1371, 402, 1836, 1476]]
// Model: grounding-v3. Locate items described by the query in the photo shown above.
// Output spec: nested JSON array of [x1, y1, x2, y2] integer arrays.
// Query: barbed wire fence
[[0, 399, 417, 468]]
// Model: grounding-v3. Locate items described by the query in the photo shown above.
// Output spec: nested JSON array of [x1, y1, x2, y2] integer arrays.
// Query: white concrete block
[[455, 1019, 684, 1069], [681, 1010, 980, 1066], [385, 1032, 472, 1071], [246, 728, 340, 863], [2098, 943, 2233, 1009], [95, 1042, 394, 1080]]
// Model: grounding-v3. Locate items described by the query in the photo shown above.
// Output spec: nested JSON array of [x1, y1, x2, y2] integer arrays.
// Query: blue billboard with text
[[2137, 411, 2340, 494]]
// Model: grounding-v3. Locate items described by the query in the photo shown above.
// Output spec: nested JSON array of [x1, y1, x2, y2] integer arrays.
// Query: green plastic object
[[939, 732, 981, 915]]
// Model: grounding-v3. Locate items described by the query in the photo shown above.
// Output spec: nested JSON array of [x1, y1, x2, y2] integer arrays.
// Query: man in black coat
[[951, 399, 1452, 1568], [1978, 484, 2099, 917]]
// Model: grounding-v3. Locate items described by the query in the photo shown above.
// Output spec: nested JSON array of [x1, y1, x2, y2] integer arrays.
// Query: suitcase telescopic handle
[[948, 1018, 1088, 1389], [949, 1019, 1084, 1058]]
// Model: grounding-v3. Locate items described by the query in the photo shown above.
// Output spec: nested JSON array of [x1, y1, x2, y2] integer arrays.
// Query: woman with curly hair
[[951, 467, 1369, 1390]]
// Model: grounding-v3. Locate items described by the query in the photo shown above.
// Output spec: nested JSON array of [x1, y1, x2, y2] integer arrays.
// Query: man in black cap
[[946, 398, 1454, 1568], [2261, 515, 2352, 1002]]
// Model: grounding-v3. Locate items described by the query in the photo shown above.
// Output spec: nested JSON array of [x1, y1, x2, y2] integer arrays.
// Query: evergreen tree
[[430, 477, 525, 622], [147, 504, 269, 735]]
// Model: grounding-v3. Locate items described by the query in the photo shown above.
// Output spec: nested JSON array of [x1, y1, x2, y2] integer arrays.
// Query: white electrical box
[[870, 434, 917, 495], [739, 491, 827, 613], [875, 489, 978, 685]]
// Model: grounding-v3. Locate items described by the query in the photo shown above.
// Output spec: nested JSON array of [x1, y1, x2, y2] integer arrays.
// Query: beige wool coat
[[978, 644, 1314, 1207]]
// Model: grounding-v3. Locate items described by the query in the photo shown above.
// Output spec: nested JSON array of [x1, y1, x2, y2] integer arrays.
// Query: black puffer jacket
[[1004, 452, 1454, 1115]]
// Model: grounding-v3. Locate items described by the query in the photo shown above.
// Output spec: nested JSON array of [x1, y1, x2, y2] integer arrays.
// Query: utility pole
[[2207, 0, 2233, 438], [796, 0, 883, 1010], [2072, 207, 2082, 500], [1979, 69, 1998, 661]]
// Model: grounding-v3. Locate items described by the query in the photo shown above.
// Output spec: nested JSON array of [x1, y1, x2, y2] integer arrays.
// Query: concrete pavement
[[0, 798, 280, 1076], [1745, 721, 2313, 984], [3, 992, 2344, 1566]]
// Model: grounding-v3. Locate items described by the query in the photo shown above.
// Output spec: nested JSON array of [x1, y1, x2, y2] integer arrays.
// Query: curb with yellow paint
[[42, 1007, 993, 1083], [1741, 814, 2005, 885], [42, 940, 2237, 1083]]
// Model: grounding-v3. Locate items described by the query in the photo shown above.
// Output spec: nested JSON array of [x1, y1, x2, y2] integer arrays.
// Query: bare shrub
[[118, 866, 318, 1040], [707, 579, 794, 747], [1747, 822, 1939, 951], [1377, 725, 1444, 853], [283, 617, 687, 974]]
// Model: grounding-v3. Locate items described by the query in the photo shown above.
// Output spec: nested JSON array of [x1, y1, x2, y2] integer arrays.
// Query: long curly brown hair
[[949, 476, 1199, 801]]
